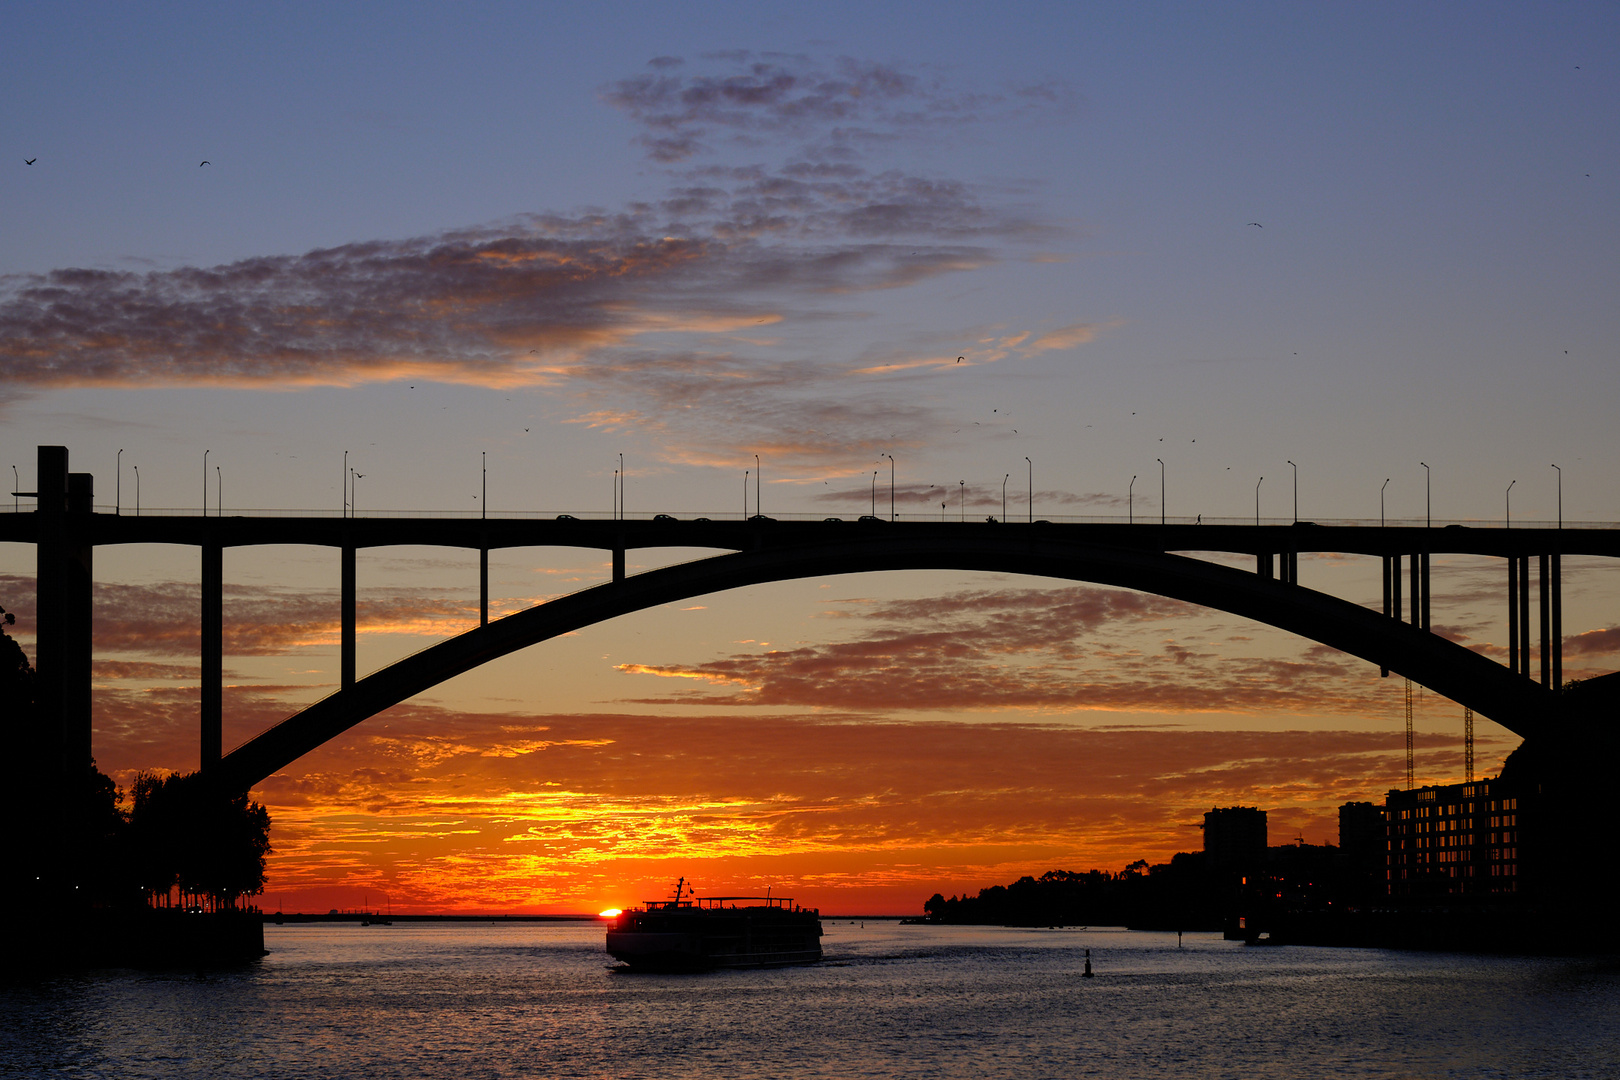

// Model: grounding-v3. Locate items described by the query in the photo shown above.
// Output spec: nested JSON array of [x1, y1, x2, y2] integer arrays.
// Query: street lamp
[[871, 471, 877, 517], [1286, 460, 1297, 523], [959, 480, 965, 522], [1420, 462, 1430, 528], [133, 466, 140, 516], [350, 469, 359, 515], [1255, 476, 1263, 527], [11, 465, 18, 514], [215, 466, 222, 517], [619, 452, 624, 519], [1156, 458, 1164, 525], [743, 470, 749, 518], [202, 449, 210, 517], [1380, 478, 1390, 528], [1025, 457, 1033, 523], [1129, 475, 1136, 524], [885, 454, 896, 521], [1551, 464, 1562, 529], [754, 454, 760, 518], [1002, 474, 1009, 521], [1505, 479, 1515, 528], [483, 451, 488, 521], [343, 449, 348, 517], [116, 449, 123, 515]]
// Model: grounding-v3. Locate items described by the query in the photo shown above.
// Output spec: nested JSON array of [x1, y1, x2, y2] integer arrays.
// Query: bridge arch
[[217, 533, 1553, 789]]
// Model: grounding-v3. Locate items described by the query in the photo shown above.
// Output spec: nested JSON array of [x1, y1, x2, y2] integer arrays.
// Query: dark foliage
[[0, 603, 270, 917]]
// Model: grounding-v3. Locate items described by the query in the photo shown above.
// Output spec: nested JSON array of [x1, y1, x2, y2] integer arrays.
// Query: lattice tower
[[1404, 678, 1415, 789], [1464, 706, 1474, 783]]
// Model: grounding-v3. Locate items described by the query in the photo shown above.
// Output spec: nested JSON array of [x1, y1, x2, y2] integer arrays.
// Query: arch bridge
[[8, 445, 1617, 792]]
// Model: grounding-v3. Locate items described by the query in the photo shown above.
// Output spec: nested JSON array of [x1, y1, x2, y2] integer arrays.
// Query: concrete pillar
[[1420, 552, 1431, 632], [1518, 554, 1531, 679], [1552, 554, 1563, 690], [1539, 554, 1551, 687], [480, 545, 489, 626], [33, 447, 94, 778], [341, 545, 356, 689], [201, 537, 222, 769], [1507, 555, 1519, 676]]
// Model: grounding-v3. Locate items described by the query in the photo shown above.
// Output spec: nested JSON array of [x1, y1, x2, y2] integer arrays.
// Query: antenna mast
[[1404, 678, 1415, 789], [1464, 707, 1475, 783]]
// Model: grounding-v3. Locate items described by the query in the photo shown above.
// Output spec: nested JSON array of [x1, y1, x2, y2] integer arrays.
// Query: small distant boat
[[361, 898, 393, 926], [606, 878, 822, 971]]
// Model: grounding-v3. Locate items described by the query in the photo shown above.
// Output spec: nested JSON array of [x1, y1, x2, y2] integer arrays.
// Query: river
[[4, 921, 1618, 1078]]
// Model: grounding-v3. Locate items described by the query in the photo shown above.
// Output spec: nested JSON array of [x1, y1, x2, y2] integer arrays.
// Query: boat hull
[[607, 908, 823, 971]]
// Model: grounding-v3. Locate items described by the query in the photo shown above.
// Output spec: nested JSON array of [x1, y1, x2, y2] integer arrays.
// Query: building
[[1203, 806, 1268, 873], [1384, 777, 1521, 898], [1338, 801, 1385, 905]]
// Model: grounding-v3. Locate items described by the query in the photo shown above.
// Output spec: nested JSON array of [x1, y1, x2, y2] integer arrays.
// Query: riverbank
[[3, 907, 264, 974]]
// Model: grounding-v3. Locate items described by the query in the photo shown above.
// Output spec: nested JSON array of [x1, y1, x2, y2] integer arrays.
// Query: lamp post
[[343, 450, 348, 517], [743, 470, 749, 518], [133, 466, 140, 516], [959, 480, 965, 522], [1551, 464, 1562, 529], [1156, 458, 1164, 525], [215, 466, 222, 517], [1505, 479, 1515, 528], [483, 451, 488, 521], [1024, 457, 1033, 523], [754, 454, 760, 518], [619, 453, 624, 519], [1286, 460, 1297, 523], [1380, 478, 1390, 528], [1420, 462, 1430, 528], [1002, 473, 1009, 521], [1255, 476, 1263, 527], [350, 469, 358, 515], [1129, 475, 1136, 524], [116, 449, 123, 515], [885, 454, 895, 521], [871, 472, 878, 518], [11, 465, 17, 513], [202, 449, 210, 517]]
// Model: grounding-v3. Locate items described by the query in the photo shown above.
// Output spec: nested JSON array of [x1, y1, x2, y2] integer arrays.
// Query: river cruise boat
[[606, 879, 823, 971]]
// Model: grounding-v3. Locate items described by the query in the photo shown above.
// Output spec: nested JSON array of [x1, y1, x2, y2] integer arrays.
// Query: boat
[[606, 878, 823, 971]]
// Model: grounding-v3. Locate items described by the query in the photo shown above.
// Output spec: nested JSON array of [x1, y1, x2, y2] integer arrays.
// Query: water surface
[[4, 921, 1617, 1078]]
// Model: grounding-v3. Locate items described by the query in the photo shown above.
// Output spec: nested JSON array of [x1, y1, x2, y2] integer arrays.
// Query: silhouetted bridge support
[[4, 445, 1617, 791]]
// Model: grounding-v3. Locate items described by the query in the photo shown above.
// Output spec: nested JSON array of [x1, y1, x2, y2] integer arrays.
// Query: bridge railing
[[3, 502, 1615, 529]]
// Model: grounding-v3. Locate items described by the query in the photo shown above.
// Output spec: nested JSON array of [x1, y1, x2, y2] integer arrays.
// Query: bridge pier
[[201, 536, 222, 770], [341, 545, 356, 689], [34, 446, 95, 777], [480, 543, 489, 627]]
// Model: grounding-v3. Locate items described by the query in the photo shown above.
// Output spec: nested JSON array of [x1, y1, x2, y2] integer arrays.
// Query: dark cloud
[[0, 55, 1087, 479], [615, 584, 1398, 716], [600, 54, 1071, 163]]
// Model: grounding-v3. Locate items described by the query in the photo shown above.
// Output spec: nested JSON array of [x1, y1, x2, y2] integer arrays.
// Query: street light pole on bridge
[[1128, 474, 1136, 524], [1025, 457, 1032, 523], [1552, 464, 1562, 529], [1287, 460, 1297, 523], [1255, 476, 1263, 526], [1421, 462, 1430, 528], [1156, 458, 1164, 525]]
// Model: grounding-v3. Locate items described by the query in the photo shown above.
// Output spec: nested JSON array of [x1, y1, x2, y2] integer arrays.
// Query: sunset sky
[[3, 2, 1619, 915]]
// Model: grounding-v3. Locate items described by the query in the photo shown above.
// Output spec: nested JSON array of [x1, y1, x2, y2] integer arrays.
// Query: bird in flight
[[199, 160, 210, 167], [1247, 222, 1263, 228], [25, 158, 36, 165], [957, 356, 965, 363]]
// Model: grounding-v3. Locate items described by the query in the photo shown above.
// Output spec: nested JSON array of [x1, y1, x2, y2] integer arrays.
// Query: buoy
[[1082, 948, 1094, 978]]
